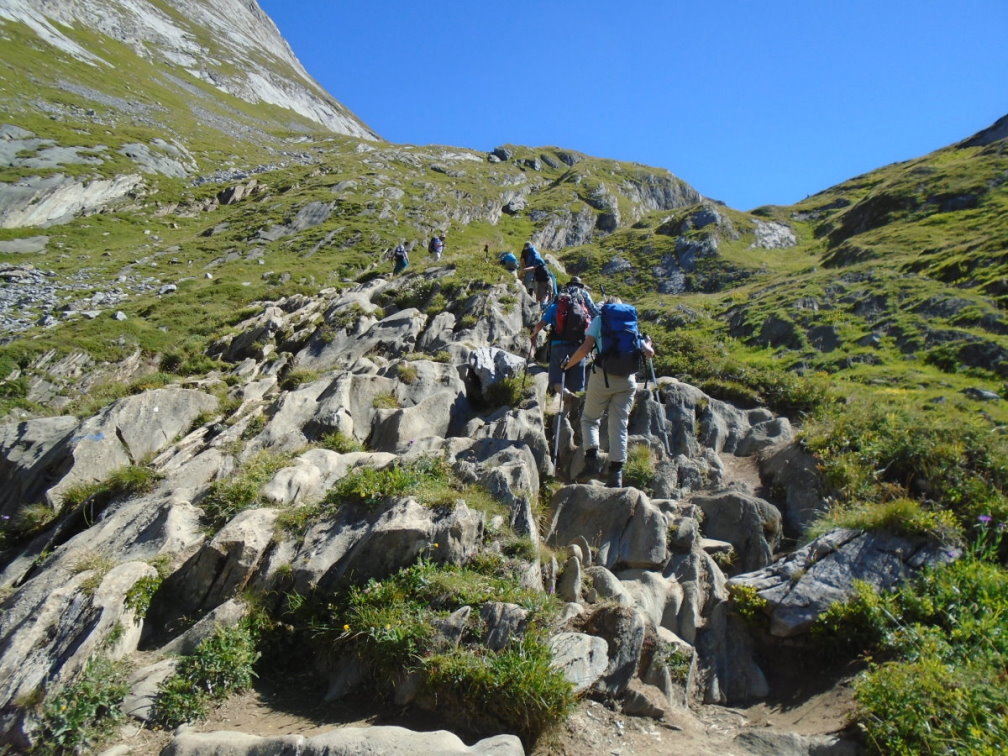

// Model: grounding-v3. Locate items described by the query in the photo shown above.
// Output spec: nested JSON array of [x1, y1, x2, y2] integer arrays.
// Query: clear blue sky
[[258, 0, 1007, 211]]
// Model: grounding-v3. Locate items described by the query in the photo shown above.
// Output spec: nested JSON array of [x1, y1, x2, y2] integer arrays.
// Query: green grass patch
[[285, 558, 570, 743], [198, 451, 291, 531], [36, 656, 130, 755], [622, 444, 656, 493], [152, 621, 260, 728], [812, 535, 1008, 754]]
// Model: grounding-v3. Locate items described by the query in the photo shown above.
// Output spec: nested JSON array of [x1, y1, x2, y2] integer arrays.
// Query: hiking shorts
[[548, 342, 586, 393]]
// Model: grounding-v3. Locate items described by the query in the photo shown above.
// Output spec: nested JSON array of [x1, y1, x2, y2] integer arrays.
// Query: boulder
[[729, 528, 954, 637], [548, 632, 609, 695], [758, 441, 829, 538], [162, 726, 523, 755], [44, 388, 219, 509], [545, 485, 668, 571], [148, 509, 277, 629], [693, 490, 782, 573], [0, 562, 156, 726], [290, 498, 483, 593], [0, 415, 78, 518], [581, 604, 646, 697]]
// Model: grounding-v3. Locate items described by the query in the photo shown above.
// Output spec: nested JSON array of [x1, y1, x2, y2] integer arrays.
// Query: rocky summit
[[1, 1, 1006, 755]]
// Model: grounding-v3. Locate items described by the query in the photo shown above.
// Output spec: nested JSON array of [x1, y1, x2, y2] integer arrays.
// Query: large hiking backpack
[[596, 302, 642, 378], [428, 236, 439, 254], [553, 286, 591, 343], [499, 252, 518, 271]]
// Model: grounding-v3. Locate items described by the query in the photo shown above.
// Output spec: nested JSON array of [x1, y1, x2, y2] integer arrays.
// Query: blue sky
[[259, 1, 1007, 211]]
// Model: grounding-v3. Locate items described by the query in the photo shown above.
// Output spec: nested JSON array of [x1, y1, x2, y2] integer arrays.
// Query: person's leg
[[565, 354, 586, 393], [534, 279, 550, 303], [579, 370, 606, 478], [606, 375, 637, 464], [547, 345, 567, 395]]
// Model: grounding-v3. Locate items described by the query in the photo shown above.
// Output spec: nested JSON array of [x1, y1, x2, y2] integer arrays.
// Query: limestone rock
[[545, 485, 668, 571], [729, 528, 954, 638], [548, 632, 609, 695]]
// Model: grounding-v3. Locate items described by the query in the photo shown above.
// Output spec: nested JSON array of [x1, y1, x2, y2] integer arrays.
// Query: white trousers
[[580, 368, 636, 463]]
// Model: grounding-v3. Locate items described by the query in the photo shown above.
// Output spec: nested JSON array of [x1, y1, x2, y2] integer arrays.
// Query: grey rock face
[[0, 561, 157, 732], [729, 528, 955, 637], [548, 632, 609, 694], [750, 219, 797, 249], [545, 486, 668, 571], [693, 490, 783, 573], [0, 0, 376, 141]]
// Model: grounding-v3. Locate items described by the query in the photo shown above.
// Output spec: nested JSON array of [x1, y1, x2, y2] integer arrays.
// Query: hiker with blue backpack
[[428, 234, 445, 261], [520, 242, 553, 305], [562, 296, 655, 488], [498, 251, 519, 273]]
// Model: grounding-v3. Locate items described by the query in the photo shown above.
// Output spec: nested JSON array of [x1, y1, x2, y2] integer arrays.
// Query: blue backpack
[[596, 303, 642, 379]]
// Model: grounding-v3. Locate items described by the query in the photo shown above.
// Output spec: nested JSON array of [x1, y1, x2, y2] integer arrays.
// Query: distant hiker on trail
[[428, 234, 445, 261], [498, 251, 519, 273], [392, 242, 409, 274], [520, 242, 552, 305], [529, 277, 595, 410], [562, 296, 655, 488]]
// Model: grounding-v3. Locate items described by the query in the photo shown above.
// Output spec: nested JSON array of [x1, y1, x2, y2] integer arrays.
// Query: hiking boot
[[607, 466, 623, 488], [577, 453, 604, 482]]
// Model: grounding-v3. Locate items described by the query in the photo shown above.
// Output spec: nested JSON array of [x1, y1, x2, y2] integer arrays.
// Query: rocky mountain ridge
[[0, 0, 375, 140]]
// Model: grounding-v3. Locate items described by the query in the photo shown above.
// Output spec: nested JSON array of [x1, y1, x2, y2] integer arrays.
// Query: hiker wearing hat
[[562, 296, 655, 488], [566, 276, 600, 318], [529, 277, 597, 411]]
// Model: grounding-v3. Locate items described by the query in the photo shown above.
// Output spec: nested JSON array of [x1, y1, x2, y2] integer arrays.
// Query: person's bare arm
[[562, 335, 595, 370]]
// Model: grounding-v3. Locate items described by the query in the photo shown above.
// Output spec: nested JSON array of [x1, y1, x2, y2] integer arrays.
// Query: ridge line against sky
[[259, 0, 1008, 211]]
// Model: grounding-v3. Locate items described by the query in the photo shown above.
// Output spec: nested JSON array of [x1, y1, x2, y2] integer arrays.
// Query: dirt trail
[[107, 661, 857, 755]]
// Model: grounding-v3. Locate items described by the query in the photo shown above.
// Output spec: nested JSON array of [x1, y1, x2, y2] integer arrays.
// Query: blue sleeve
[[540, 302, 558, 327]]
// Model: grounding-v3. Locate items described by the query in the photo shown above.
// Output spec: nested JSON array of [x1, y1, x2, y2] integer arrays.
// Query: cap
[[569, 276, 584, 287]]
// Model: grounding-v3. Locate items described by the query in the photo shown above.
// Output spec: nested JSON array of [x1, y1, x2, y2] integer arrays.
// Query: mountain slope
[[0, 3, 1006, 754], [0, 0, 376, 140]]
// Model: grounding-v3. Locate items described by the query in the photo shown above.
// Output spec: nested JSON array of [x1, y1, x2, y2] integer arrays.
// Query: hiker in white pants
[[562, 304, 654, 487]]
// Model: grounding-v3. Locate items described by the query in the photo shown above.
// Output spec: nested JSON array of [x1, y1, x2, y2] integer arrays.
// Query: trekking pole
[[553, 370, 566, 463]]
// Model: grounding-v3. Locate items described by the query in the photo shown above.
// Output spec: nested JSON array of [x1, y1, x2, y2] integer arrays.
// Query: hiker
[[392, 242, 409, 274], [529, 277, 595, 409], [429, 234, 445, 261], [566, 276, 600, 318], [520, 242, 552, 305], [498, 251, 519, 273], [562, 296, 655, 488]]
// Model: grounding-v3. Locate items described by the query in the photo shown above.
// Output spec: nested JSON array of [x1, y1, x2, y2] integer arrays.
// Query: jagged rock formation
[[0, 268, 942, 752], [0, 0, 375, 141]]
